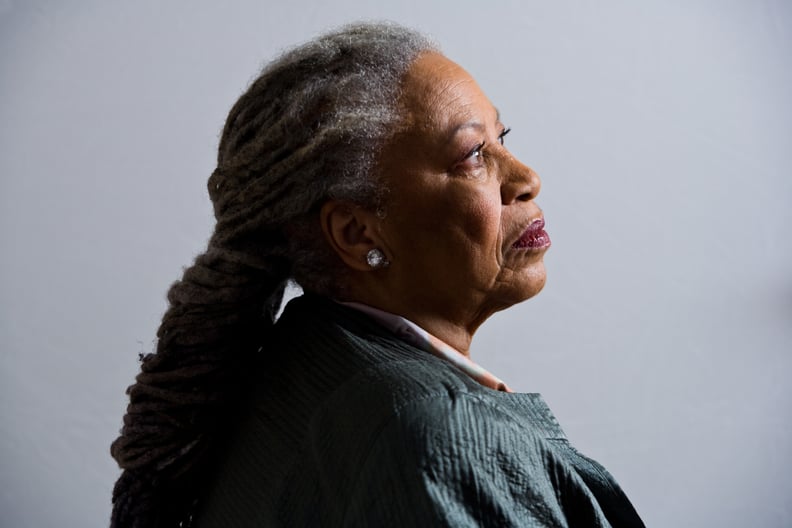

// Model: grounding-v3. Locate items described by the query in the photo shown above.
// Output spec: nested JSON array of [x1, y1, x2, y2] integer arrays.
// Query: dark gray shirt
[[195, 294, 645, 527]]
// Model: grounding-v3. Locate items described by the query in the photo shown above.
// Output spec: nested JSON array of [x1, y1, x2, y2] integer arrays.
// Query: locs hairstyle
[[110, 23, 436, 528]]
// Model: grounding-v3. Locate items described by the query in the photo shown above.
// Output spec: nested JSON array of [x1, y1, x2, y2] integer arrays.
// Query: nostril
[[501, 161, 540, 204], [516, 190, 533, 202], [503, 176, 538, 204], [502, 186, 535, 205]]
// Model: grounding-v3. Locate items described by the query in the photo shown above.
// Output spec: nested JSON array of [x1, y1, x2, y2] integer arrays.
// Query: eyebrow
[[447, 107, 503, 140]]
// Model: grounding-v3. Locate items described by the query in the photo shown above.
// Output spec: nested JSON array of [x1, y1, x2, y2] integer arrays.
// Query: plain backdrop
[[1, 0, 791, 526]]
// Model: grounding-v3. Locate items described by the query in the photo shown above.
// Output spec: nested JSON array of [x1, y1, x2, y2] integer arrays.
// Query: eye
[[498, 127, 511, 146], [464, 141, 486, 163], [453, 140, 488, 174]]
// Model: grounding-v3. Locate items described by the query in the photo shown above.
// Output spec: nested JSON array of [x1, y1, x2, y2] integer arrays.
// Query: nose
[[501, 155, 541, 205]]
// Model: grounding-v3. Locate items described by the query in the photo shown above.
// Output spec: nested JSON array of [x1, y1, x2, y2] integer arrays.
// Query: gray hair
[[209, 22, 437, 294], [110, 22, 437, 528]]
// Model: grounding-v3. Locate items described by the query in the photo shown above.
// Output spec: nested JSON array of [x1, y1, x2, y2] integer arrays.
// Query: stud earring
[[366, 248, 390, 269]]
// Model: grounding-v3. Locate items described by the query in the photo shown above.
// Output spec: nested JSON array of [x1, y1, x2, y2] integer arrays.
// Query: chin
[[493, 263, 547, 313], [517, 258, 547, 296], [517, 276, 547, 304]]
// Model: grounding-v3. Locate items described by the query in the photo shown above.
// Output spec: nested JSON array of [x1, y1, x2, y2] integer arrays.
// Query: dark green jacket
[[195, 295, 645, 527]]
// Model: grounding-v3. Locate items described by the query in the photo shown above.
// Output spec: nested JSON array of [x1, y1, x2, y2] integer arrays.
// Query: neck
[[340, 287, 493, 358], [403, 312, 475, 356]]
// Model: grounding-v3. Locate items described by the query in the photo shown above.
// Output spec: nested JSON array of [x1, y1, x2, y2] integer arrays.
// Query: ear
[[320, 200, 385, 272]]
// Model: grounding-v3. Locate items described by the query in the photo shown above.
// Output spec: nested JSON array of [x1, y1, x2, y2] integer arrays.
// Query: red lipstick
[[513, 218, 551, 250]]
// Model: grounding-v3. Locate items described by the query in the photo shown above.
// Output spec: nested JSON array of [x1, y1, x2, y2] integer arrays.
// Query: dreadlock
[[110, 22, 436, 527]]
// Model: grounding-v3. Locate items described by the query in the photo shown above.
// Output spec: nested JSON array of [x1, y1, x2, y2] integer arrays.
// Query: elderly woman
[[111, 23, 644, 528]]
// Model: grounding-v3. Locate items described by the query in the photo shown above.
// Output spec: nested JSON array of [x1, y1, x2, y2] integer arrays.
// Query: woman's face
[[375, 52, 550, 331]]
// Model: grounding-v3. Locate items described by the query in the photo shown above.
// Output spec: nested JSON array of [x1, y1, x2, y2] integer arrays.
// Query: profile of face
[[374, 52, 550, 330], [322, 51, 550, 350]]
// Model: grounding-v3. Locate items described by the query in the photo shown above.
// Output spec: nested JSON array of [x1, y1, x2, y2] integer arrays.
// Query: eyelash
[[463, 127, 512, 163], [498, 127, 511, 145]]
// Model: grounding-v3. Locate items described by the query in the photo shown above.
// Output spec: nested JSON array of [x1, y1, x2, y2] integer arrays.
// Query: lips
[[512, 218, 551, 250]]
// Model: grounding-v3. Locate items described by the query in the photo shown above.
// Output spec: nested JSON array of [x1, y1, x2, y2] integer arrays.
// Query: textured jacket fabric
[[195, 294, 645, 527]]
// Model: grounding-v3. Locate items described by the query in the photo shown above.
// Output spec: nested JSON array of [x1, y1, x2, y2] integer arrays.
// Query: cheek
[[458, 194, 502, 250], [387, 181, 502, 260]]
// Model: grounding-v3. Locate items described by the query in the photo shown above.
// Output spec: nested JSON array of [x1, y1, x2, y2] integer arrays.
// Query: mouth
[[512, 217, 551, 250]]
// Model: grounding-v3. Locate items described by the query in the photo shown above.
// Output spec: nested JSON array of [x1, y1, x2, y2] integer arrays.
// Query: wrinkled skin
[[326, 52, 549, 355]]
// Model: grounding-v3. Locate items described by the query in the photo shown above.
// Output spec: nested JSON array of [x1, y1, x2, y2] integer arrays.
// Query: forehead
[[398, 52, 497, 129]]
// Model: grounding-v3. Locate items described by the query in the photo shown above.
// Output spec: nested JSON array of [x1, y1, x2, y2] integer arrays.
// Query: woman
[[111, 22, 645, 527]]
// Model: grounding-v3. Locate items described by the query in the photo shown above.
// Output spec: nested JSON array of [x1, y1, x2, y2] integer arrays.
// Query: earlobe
[[320, 200, 387, 271], [365, 248, 390, 269]]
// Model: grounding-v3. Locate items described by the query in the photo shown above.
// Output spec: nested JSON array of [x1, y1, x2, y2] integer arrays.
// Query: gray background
[[1, 0, 790, 526]]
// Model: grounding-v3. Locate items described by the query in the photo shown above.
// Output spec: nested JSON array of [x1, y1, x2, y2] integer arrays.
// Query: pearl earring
[[366, 248, 390, 269]]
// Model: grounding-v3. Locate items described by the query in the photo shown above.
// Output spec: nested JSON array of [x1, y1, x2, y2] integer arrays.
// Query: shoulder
[[314, 349, 498, 435], [372, 386, 556, 473], [320, 373, 592, 527], [313, 358, 560, 484]]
